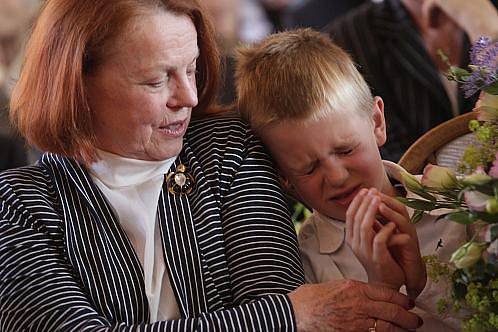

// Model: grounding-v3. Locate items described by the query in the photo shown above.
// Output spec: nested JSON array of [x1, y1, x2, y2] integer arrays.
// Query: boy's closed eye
[[337, 148, 354, 156], [301, 163, 317, 176]]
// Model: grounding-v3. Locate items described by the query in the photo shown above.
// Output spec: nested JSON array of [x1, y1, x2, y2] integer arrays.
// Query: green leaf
[[414, 190, 438, 202], [411, 210, 424, 224], [397, 197, 438, 211], [482, 83, 498, 95], [444, 211, 477, 224], [450, 66, 471, 79]]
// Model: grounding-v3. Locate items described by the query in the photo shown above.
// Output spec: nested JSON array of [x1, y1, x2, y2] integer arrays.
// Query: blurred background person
[[203, 0, 302, 106], [203, 0, 241, 105], [0, 0, 40, 170], [326, 0, 498, 162], [284, 0, 368, 30]]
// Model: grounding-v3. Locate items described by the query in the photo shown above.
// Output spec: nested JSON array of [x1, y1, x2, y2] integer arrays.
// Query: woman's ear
[[372, 96, 387, 147]]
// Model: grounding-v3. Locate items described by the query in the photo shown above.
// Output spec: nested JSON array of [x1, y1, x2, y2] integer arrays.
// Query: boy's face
[[260, 97, 392, 221]]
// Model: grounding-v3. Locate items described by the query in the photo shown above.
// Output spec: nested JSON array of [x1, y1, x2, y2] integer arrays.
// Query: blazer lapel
[[158, 143, 232, 317], [42, 154, 150, 323], [157, 156, 209, 317]]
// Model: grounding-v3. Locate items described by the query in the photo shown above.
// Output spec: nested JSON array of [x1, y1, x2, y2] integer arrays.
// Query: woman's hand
[[288, 280, 423, 332], [377, 192, 427, 299], [345, 188, 405, 290]]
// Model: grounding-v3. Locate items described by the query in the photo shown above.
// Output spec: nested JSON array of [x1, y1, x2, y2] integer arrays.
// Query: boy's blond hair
[[235, 28, 373, 130]]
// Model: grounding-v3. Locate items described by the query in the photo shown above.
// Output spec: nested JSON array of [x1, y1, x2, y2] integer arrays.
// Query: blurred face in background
[[203, 0, 239, 51], [86, 10, 199, 161], [0, 0, 39, 37]]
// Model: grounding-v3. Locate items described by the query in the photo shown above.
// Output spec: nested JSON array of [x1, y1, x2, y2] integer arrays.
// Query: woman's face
[[86, 11, 199, 161]]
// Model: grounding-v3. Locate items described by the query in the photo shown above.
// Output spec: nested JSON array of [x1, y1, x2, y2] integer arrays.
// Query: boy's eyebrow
[[331, 139, 358, 152]]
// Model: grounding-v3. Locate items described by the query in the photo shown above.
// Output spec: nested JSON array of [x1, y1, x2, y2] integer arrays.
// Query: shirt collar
[[313, 212, 345, 254]]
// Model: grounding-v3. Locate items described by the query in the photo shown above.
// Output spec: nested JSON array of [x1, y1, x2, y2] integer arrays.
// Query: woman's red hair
[[10, 0, 220, 163]]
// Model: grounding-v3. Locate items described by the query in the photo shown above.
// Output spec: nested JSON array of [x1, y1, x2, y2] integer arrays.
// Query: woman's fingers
[[375, 319, 417, 332], [289, 280, 423, 332], [367, 301, 422, 330], [362, 283, 422, 329]]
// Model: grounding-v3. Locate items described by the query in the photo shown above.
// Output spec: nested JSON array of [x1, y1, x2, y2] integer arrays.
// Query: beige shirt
[[298, 161, 467, 331]]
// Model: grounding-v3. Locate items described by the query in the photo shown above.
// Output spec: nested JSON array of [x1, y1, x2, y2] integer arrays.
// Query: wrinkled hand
[[289, 279, 423, 332], [346, 188, 405, 290], [421, 0, 498, 42], [377, 192, 427, 299]]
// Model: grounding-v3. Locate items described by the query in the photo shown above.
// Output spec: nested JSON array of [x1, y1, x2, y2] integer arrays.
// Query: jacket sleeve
[[0, 216, 295, 331], [216, 124, 305, 324]]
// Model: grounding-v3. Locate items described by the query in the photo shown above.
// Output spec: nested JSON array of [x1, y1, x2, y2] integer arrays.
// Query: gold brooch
[[166, 163, 195, 195]]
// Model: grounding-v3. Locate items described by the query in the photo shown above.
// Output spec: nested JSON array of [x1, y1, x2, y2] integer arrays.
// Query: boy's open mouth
[[330, 186, 361, 206]]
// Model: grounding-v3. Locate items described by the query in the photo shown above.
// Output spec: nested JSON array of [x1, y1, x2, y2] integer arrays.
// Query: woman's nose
[[167, 76, 198, 110]]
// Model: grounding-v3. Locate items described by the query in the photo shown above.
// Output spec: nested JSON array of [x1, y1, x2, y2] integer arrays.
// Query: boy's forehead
[[260, 112, 366, 153]]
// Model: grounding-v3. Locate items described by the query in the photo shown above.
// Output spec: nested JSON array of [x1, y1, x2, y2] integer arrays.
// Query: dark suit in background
[[0, 134, 27, 171], [284, 0, 367, 30], [325, 0, 477, 162], [0, 89, 28, 171]]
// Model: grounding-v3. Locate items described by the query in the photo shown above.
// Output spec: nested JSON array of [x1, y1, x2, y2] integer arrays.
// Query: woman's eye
[[187, 68, 197, 77], [147, 81, 164, 88], [303, 166, 315, 176]]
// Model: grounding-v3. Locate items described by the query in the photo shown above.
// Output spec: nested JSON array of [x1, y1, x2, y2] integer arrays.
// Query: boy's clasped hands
[[346, 188, 427, 300]]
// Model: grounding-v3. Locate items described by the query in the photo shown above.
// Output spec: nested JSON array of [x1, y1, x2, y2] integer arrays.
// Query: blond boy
[[236, 29, 466, 331]]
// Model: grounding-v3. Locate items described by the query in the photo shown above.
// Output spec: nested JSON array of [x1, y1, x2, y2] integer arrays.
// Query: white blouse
[[89, 150, 180, 322]]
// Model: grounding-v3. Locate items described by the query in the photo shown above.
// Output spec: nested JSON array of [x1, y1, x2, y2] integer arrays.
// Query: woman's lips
[[331, 186, 361, 206], [158, 119, 187, 138]]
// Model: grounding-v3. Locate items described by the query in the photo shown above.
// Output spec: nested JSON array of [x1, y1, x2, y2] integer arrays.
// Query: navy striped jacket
[[0, 115, 304, 331]]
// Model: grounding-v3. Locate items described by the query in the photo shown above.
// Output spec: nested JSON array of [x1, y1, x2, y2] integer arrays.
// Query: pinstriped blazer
[[326, 0, 477, 162], [0, 115, 305, 331]]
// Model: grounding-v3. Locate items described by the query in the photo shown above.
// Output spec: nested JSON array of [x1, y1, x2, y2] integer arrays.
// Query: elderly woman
[[0, 0, 421, 331]]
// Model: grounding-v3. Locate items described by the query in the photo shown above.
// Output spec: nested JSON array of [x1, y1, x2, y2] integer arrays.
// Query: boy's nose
[[322, 159, 349, 187]]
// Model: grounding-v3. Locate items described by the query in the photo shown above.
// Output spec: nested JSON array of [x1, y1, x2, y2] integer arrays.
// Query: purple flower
[[470, 37, 498, 69], [463, 37, 498, 97], [463, 71, 485, 97]]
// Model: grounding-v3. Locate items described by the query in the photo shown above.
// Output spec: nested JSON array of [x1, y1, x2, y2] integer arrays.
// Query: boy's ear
[[279, 174, 303, 203], [372, 96, 387, 147]]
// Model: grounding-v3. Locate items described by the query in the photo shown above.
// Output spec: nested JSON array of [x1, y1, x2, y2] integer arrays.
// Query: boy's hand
[[345, 188, 405, 290], [377, 192, 427, 299]]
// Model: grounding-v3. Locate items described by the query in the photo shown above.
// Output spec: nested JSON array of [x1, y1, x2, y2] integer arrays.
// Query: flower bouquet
[[399, 37, 498, 331]]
